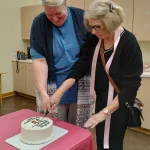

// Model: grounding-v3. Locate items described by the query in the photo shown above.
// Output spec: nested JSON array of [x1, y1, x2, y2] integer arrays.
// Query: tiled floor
[[0, 95, 150, 150]]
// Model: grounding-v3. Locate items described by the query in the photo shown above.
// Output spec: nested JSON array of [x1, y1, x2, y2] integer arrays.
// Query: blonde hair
[[84, 0, 125, 32], [41, 0, 66, 6]]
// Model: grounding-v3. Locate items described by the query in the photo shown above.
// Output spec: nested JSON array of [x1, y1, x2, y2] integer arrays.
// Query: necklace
[[103, 46, 114, 54], [102, 39, 114, 54]]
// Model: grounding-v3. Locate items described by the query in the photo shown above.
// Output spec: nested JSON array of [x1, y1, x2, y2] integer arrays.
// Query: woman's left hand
[[83, 110, 108, 128], [50, 89, 64, 111]]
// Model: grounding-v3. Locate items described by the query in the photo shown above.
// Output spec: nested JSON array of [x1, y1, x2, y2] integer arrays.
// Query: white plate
[[5, 126, 68, 150]]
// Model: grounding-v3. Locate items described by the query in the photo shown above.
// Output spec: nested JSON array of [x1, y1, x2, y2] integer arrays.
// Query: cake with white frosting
[[20, 116, 54, 145]]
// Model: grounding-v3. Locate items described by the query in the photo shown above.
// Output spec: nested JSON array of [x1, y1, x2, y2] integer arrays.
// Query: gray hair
[[41, 0, 66, 6], [84, 0, 125, 32]]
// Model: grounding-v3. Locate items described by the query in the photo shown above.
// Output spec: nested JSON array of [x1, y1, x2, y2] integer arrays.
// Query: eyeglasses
[[87, 24, 103, 31]]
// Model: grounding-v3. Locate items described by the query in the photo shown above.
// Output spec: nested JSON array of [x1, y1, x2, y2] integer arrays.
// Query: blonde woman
[[49, 0, 143, 149]]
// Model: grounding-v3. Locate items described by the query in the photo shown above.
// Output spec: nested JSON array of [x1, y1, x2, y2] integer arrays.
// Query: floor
[[0, 95, 150, 150]]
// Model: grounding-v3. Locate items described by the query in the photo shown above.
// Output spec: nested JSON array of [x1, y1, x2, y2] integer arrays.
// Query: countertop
[[12, 59, 32, 63], [12, 59, 150, 78], [141, 71, 150, 78]]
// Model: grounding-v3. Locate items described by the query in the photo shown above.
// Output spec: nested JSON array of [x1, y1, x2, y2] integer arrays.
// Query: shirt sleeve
[[30, 48, 45, 60], [118, 35, 143, 107]]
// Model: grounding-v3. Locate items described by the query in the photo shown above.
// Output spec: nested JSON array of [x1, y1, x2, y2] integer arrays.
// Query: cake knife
[[44, 110, 49, 116], [42, 110, 49, 119]]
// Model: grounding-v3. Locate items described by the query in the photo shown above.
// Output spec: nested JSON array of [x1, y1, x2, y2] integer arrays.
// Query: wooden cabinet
[[113, 0, 133, 32], [12, 62, 36, 97], [21, 0, 84, 39], [25, 64, 36, 97], [67, 0, 84, 9], [21, 1, 150, 40], [21, 5, 43, 39], [137, 78, 150, 129], [12, 62, 26, 93], [85, 0, 93, 10], [133, 0, 150, 41]]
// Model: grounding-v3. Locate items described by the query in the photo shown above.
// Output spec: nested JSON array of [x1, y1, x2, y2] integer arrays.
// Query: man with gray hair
[[30, 0, 92, 126], [42, 0, 65, 6]]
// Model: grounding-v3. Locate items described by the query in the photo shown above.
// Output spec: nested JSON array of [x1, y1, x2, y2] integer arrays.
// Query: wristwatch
[[103, 108, 110, 116]]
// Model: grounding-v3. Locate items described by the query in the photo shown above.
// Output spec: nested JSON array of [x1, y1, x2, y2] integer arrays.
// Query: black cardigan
[[67, 29, 143, 107]]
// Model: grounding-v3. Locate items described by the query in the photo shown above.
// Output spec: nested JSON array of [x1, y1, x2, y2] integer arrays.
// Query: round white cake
[[20, 116, 54, 145]]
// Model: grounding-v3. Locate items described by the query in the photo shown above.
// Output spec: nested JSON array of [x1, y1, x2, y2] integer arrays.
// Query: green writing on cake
[[24, 117, 50, 128]]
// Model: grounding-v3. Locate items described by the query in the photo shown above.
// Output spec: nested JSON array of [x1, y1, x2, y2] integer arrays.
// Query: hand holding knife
[[42, 110, 49, 119]]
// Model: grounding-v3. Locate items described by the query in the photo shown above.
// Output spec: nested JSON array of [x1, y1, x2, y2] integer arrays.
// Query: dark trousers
[[95, 93, 128, 150]]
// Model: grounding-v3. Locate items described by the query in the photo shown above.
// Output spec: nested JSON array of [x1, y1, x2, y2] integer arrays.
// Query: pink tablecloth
[[0, 109, 96, 150]]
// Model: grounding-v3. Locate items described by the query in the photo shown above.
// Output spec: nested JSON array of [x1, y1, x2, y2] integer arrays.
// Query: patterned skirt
[[35, 76, 95, 127]]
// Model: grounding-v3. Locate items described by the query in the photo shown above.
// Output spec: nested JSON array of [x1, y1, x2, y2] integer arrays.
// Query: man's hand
[[40, 93, 51, 113], [50, 88, 64, 110]]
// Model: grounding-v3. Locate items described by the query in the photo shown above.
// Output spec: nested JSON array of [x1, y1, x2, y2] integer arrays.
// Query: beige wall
[[0, 0, 150, 94], [0, 0, 41, 94]]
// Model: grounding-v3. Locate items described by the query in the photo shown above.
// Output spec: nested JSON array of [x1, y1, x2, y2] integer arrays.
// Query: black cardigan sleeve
[[118, 34, 143, 107], [66, 35, 98, 82]]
